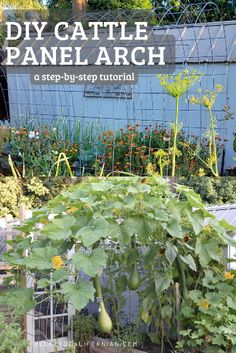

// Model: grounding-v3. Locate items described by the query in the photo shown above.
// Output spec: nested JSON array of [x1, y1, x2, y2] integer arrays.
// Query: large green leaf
[[61, 280, 95, 311], [77, 218, 109, 247], [37, 270, 68, 289], [42, 215, 76, 240], [0, 288, 35, 313], [180, 254, 197, 271], [177, 186, 204, 209], [23, 247, 60, 270], [72, 248, 107, 277], [90, 182, 114, 192], [195, 237, 221, 267], [122, 215, 156, 241], [106, 222, 127, 244], [154, 273, 172, 294], [185, 208, 205, 235], [164, 218, 183, 238], [165, 242, 178, 265], [211, 220, 236, 247]]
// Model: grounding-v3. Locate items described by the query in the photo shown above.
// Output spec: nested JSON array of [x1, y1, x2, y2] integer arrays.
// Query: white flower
[[116, 218, 124, 225], [28, 131, 36, 138]]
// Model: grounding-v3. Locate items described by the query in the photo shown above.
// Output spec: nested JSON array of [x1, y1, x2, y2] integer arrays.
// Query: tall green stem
[[209, 108, 219, 177], [172, 97, 179, 177]]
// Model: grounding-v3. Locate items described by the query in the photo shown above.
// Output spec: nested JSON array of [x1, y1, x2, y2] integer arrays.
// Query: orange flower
[[51, 256, 64, 270], [224, 271, 235, 280]]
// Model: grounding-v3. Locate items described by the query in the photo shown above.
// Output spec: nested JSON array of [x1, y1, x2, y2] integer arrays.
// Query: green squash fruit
[[128, 264, 140, 290], [98, 301, 113, 333]]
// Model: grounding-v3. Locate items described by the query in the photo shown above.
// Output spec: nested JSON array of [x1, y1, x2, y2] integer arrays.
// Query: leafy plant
[[190, 84, 223, 177], [178, 177, 236, 205], [176, 270, 236, 353], [73, 314, 96, 353], [113, 324, 146, 352], [0, 177, 80, 217], [88, 0, 152, 10], [1, 177, 236, 352], [158, 70, 201, 177], [0, 313, 28, 353]]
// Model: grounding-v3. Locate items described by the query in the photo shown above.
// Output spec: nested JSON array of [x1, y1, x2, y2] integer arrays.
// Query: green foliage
[[178, 177, 236, 205], [1, 177, 236, 349], [2, 0, 44, 9], [0, 177, 80, 217], [62, 281, 96, 311], [0, 288, 35, 314], [47, 0, 72, 9], [113, 324, 146, 352], [1, 176, 236, 219], [72, 314, 96, 353], [176, 270, 236, 352], [0, 313, 28, 353], [88, 0, 152, 10]]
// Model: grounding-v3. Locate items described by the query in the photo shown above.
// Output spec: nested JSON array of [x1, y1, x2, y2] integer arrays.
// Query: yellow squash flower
[[224, 271, 235, 280], [198, 299, 209, 310], [67, 206, 79, 214], [51, 256, 64, 270], [198, 168, 205, 177]]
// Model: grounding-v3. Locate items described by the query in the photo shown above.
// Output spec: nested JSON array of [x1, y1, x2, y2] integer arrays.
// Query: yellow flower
[[52, 256, 64, 270], [67, 206, 79, 214], [224, 271, 235, 280], [198, 299, 209, 310], [154, 149, 168, 158], [198, 168, 205, 177], [146, 162, 157, 176]]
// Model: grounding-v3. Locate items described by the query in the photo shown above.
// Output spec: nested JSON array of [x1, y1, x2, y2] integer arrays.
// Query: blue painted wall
[[7, 62, 236, 171]]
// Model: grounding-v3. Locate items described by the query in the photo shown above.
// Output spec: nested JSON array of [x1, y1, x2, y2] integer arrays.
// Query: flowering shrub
[[96, 124, 224, 176]]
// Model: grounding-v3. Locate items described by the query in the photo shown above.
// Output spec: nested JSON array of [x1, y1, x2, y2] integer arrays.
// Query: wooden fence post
[[175, 282, 181, 341]]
